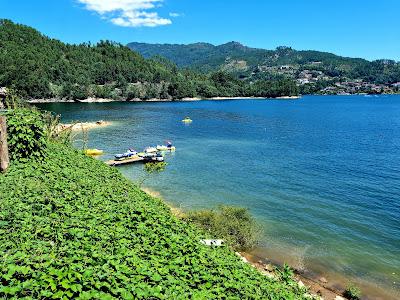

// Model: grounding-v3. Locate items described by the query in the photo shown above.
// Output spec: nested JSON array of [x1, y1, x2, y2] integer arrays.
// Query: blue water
[[37, 95, 400, 299]]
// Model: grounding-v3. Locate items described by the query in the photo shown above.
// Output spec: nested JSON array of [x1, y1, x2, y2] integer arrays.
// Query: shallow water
[[37, 95, 400, 299]]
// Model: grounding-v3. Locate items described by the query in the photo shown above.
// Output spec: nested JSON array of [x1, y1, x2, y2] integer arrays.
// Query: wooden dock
[[106, 156, 145, 166]]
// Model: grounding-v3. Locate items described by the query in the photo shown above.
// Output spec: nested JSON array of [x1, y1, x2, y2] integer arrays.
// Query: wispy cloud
[[77, 0, 172, 27], [169, 12, 181, 18]]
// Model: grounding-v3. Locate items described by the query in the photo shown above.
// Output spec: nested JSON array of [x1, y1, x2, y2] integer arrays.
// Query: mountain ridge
[[127, 41, 400, 94]]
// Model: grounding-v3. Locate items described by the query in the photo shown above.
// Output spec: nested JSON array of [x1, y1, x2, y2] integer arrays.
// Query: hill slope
[[128, 42, 400, 94], [0, 108, 309, 299], [0, 20, 299, 100]]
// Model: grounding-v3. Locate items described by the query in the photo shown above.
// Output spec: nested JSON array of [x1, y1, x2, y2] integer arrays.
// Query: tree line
[[0, 20, 299, 100]]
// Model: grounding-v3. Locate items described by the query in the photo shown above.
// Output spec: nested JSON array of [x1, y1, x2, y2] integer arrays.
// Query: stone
[[319, 277, 328, 284], [264, 264, 274, 272], [261, 270, 275, 279], [298, 280, 305, 288], [334, 296, 346, 300]]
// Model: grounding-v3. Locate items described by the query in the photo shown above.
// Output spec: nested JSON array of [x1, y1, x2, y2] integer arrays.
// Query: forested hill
[[128, 42, 400, 94], [0, 20, 299, 100]]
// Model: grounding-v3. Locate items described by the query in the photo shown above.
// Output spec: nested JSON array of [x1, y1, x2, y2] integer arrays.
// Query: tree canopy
[[0, 20, 299, 100]]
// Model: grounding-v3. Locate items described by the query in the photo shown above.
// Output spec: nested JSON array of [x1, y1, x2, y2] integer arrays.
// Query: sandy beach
[[57, 120, 112, 132], [29, 96, 301, 103]]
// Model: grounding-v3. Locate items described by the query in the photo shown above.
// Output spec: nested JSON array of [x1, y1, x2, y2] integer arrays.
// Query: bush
[[6, 108, 47, 162], [184, 205, 261, 251], [344, 284, 361, 300]]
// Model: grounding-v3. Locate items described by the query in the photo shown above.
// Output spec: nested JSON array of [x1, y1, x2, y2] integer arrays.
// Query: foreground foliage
[[5, 108, 47, 162], [0, 141, 308, 299]]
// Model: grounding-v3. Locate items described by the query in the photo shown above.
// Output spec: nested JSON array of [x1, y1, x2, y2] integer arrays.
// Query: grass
[[0, 139, 310, 299]]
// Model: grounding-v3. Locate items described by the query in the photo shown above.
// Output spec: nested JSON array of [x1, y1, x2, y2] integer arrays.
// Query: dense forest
[[0, 20, 299, 100]]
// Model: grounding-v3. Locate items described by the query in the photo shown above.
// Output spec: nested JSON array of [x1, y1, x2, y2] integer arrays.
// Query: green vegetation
[[344, 284, 361, 300], [128, 42, 400, 94], [128, 42, 400, 84], [5, 108, 47, 162], [137, 161, 168, 187], [0, 20, 299, 100], [0, 107, 309, 299], [184, 205, 261, 251]]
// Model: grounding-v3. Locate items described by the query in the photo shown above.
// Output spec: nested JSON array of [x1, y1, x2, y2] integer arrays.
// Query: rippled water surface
[[37, 95, 400, 299]]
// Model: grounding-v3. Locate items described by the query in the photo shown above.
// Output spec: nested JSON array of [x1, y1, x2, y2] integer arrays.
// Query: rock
[[298, 280, 305, 288], [264, 264, 274, 272], [241, 256, 248, 263], [0, 87, 7, 99], [334, 296, 346, 300], [319, 277, 328, 284], [257, 260, 263, 265], [0, 87, 7, 109], [261, 270, 275, 279]]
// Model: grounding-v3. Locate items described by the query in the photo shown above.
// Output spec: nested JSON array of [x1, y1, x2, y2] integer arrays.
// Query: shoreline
[[28, 96, 300, 103], [140, 186, 399, 300], [26, 93, 400, 104], [139, 186, 345, 300], [57, 120, 112, 132]]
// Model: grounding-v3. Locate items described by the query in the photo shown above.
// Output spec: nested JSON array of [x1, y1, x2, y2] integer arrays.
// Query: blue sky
[[2, 0, 399, 61]]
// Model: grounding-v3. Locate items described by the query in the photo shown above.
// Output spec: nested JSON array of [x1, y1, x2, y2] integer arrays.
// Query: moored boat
[[182, 117, 192, 123], [115, 149, 137, 161], [84, 149, 104, 156], [156, 145, 176, 151], [145, 147, 158, 153]]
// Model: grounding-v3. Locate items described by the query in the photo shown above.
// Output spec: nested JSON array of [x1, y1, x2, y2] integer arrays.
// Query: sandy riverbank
[[57, 120, 112, 132]]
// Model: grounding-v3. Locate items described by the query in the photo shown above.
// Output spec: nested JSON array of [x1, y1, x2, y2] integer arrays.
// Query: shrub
[[344, 283, 361, 300], [184, 205, 261, 251], [6, 108, 47, 162]]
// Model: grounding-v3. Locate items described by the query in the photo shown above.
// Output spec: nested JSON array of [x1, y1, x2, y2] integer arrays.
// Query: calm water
[[37, 95, 400, 299]]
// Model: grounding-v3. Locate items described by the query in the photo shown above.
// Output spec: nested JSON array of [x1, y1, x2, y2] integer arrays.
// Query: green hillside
[[128, 42, 400, 94], [0, 20, 298, 100], [0, 108, 309, 299]]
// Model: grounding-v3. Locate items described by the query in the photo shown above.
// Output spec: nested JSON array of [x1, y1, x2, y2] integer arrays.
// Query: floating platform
[[106, 156, 145, 166]]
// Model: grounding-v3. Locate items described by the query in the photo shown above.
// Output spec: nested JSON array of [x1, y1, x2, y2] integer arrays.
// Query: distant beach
[[28, 95, 300, 103]]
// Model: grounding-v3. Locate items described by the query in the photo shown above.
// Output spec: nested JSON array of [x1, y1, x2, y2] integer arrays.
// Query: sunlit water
[[37, 95, 400, 299]]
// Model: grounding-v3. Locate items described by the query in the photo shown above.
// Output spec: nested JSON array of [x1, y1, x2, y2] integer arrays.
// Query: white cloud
[[77, 0, 172, 27], [169, 12, 181, 18]]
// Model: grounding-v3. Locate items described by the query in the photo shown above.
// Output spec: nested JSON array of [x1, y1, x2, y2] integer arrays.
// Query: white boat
[[145, 147, 157, 153], [156, 145, 176, 151]]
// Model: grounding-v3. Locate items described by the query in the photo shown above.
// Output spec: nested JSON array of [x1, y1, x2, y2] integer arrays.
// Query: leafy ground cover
[[0, 106, 310, 299], [0, 142, 310, 299]]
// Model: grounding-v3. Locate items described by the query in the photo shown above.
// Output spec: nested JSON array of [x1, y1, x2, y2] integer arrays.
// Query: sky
[[1, 0, 399, 61]]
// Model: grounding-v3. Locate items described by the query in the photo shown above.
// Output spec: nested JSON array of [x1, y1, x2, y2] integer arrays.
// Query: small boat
[[115, 149, 137, 161], [154, 153, 165, 162], [85, 149, 104, 156], [144, 152, 164, 162], [145, 147, 158, 153], [156, 145, 176, 152], [182, 117, 192, 123]]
